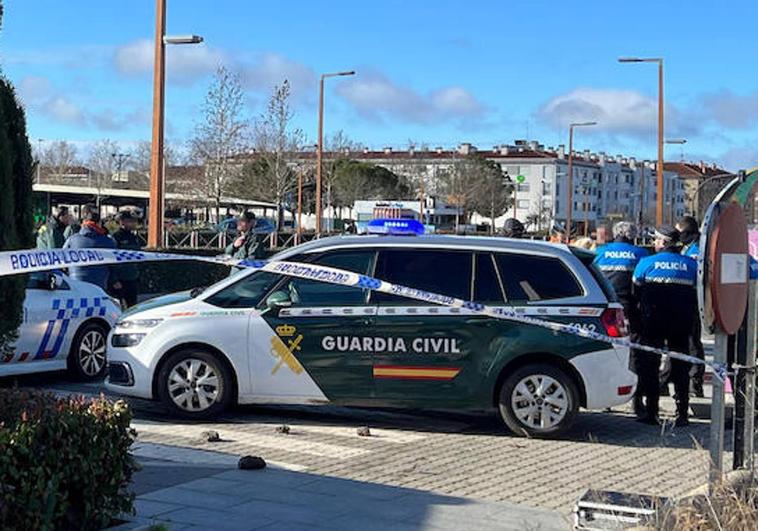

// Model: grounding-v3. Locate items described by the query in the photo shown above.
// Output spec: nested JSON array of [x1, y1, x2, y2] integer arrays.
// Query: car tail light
[[601, 307, 628, 338]]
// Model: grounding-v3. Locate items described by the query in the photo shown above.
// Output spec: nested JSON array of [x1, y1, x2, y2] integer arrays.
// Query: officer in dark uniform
[[670, 215, 706, 397], [593, 221, 648, 416], [502, 218, 525, 238], [632, 226, 697, 426]]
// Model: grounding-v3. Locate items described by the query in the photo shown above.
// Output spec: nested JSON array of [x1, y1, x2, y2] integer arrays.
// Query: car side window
[[473, 253, 505, 302], [373, 249, 473, 304], [205, 271, 282, 308], [26, 272, 70, 291], [281, 250, 376, 306], [495, 253, 583, 303]]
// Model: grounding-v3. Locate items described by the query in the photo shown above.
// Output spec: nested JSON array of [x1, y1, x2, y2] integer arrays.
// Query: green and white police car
[[106, 235, 636, 437]]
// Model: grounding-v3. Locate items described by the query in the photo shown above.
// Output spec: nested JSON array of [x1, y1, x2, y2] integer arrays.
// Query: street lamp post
[[566, 121, 596, 242], [316, 70, 355, 236], [618, 56, 664, 225], [147, 0, 203, 248]]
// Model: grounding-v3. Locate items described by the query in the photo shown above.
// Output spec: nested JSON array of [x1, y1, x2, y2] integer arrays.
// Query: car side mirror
[[265, 291, 292, 313]]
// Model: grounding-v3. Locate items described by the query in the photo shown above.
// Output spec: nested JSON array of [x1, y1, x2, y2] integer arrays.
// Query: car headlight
[[116, 318, 164, 329], [111, 333, 146, 347]]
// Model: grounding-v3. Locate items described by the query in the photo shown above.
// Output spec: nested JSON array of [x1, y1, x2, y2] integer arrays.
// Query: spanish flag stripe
[[373, 365, 460, 380]]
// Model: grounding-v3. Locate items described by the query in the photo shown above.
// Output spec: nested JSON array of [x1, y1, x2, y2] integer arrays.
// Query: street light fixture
[[666, 138, 687, 162], [618, 56, 665, 225], [147, 0, 203, 248], [316, 70, 355, 235], [566, 121, 597, 242]]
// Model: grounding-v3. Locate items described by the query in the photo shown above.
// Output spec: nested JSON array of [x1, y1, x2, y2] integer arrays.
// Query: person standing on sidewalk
[[633, 226, 697, 426], [63, 205, 116, 291], [225, 211, 265, 260], [36, 206, 72, 249], [111, 210, 142, 307], [594, 221, 648, 417]]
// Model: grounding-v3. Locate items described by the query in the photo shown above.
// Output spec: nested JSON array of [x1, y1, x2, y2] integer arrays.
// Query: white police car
[[0, 272, 121, 380], [106, 231, 636, 437]]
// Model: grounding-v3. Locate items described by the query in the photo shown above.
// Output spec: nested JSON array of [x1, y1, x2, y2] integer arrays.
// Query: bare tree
[[189, 65, 250, 222], [129, 140, 179, 173], [242, 80, 304, 230], [324, 130, 362, 219], [468, 157, 513, 234], [39, 140, 80, 180], [87, 139, 121, 208]]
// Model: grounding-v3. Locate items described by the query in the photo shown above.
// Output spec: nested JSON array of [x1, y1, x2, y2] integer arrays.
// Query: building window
[[517, 183, 530, 192]]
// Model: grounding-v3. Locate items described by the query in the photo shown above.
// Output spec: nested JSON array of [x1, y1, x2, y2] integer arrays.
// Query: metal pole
[[709, 332, 728, 491], [147, 0, 166, 248], [315, 76, 324, 236], [656, 59, 665, 226], [566, 127, 574, 243], [296, 169, 303, 244], [638, 164, 645, 227], [741, 281, 757, 470]]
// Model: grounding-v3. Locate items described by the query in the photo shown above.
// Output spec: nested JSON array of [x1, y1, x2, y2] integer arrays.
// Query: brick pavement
[[27, 376, 729, 515]]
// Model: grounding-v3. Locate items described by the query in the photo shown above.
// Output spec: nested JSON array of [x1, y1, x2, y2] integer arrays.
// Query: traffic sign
[[708, 203, 749, 334]]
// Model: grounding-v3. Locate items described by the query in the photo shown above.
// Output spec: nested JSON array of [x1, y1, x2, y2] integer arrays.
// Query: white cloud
[[335, 72, 485, 124], [700, 90, 758, 130], [114, 39, 223, 84], [44, 97, 85, 124], [17, 76, 52, 103], [537, 87, 699, 138], [716, 145, 758, 172], [240, 53, 316, 103]]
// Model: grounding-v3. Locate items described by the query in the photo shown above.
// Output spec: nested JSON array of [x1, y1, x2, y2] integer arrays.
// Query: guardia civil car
[[1, 272, 121, 380], [106, 235, 636, 437]]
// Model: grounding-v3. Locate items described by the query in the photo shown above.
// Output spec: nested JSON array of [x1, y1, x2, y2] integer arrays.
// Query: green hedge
[[139, 248, 230, 294], [0, 389, 137, 530]]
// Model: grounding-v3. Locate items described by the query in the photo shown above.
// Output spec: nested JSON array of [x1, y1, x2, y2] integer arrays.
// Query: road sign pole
[[709, 332, 727, 490], [744, 280, 757, 471]]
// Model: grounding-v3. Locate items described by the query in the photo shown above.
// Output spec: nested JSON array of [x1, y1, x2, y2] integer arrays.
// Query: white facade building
[[336, 140, 686, 232]]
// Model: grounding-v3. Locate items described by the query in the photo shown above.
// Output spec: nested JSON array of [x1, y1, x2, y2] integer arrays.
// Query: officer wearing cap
[[593, 221, 648, 416], [225, 211, 265, 261], [632, 226, 697, 426], [664, 215, 705, 397], [502, 218, 525, 238]]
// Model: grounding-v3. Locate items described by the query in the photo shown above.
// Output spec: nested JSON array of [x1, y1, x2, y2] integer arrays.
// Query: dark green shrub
[[139, 248, 230, 294], [0, 389, 137, 530], [0, 74, 35, 353]]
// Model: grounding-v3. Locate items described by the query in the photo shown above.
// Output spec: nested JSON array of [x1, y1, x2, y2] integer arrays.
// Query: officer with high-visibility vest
[[593, 221, 648, 417], [632, 226, 697, 426]]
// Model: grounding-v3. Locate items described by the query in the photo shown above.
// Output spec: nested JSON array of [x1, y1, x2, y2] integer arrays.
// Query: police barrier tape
[[0, 247, 727, 382]]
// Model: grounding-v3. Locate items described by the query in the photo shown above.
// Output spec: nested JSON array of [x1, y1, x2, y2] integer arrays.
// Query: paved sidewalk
[[114, 445, 568, 531]]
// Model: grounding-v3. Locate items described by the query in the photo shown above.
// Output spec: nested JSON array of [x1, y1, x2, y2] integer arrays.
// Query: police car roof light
[[366, 218, 424, 236]]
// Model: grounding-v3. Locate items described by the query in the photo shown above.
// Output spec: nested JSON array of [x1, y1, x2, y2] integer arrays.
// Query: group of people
[[594, 218, 702, 427], [36, 205, 142, 307]]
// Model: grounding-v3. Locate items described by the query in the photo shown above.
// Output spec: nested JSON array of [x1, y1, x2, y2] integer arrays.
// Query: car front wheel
[[68, 322, 108, 381], [498, 363, 579, 437], [157, 349, 232, 419]]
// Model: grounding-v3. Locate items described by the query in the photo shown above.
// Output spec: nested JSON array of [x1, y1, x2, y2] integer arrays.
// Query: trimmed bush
[[0, 389, 137, 530]]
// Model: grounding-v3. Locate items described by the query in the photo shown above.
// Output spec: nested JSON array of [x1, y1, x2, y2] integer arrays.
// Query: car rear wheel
[[157, 349, 232, 419], [498, 363, 579, 437], [68, 322, 108, 381]]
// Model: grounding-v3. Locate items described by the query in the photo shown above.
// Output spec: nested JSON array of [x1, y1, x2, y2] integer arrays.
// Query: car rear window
[[373, 249, 472, 303], [495, 252, 583, 302], [570, 248, 618, 302]]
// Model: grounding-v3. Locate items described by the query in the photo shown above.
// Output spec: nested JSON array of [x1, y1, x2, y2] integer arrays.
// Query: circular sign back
[[708, 202, 749, 334]]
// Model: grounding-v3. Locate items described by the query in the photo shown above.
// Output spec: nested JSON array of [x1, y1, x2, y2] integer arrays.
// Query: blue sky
[[2, 0, 757, 169]]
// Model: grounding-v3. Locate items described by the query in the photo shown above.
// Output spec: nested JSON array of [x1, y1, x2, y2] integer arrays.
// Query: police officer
[[111, 210, 142, 307], [502, 218, 525, 238], [633, 226, 697, 426], [593, 221, 648, 416], [668, 215, 706, 397]]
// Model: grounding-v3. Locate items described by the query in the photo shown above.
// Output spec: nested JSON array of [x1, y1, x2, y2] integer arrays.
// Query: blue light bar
[[366, 218, 425, 235]]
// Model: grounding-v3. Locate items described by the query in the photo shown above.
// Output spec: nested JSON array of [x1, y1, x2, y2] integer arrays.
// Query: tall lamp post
[[566, 121, 596, 242], [316, 70, 355, 236], [618, 56, 664, 225], [147, 0, 203, 248]]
